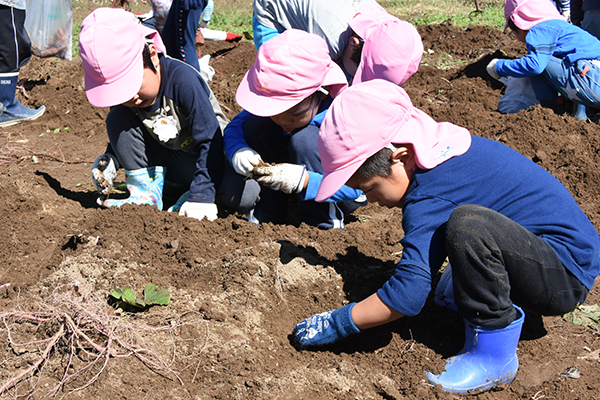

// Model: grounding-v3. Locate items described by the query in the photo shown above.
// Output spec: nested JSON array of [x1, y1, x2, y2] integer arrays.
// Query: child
[[160, 0, 207, 72], [286, 79, 599, 394], [487, 0, 600, 118], [342, 2, 423, 86], [0, 0, 45, 127], [252, 0, 423, 86], [79, 8, 257, 221], [223, 29, 365, 228]]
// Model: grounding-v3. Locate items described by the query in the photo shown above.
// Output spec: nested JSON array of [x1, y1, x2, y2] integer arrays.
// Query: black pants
[[0, 6, 31, 73], [446, 205, 588, 327]]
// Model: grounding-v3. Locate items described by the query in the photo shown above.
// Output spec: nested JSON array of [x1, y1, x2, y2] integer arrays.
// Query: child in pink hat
[[344, 2, 423, 86], [252, 0, 422, 86], [283, 79, 599, 394], [487, 0, 600, 120], [224, 29, 366, 228], [80, 7, 257, 221]]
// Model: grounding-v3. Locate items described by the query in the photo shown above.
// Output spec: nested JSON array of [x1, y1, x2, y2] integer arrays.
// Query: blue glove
[[292, 303, 360, 348], [183, 0, 207, 10]]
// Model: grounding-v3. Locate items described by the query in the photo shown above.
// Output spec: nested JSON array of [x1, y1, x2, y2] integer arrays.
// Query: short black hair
[[142, 43, 157, 73], [355, 147, 394, 179]]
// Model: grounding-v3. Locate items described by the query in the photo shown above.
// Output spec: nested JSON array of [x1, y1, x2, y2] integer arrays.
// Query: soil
[[1, 2, 600, 399]]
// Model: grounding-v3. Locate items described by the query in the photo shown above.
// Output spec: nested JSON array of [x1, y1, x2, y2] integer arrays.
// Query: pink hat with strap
[[316, 79, 472, 202], [79, 8, 166, 108], [504, 0, 566, 33], [349, 3, 423, 86], [235, 29, 348, 117]]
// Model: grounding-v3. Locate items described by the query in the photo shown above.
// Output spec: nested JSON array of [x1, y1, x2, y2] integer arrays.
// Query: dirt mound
[[1, 3, 599, 399]]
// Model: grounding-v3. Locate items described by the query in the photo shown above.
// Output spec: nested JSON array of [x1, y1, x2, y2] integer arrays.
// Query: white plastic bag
[[24, 0, 73, 61], [498, 76, 540, 114]]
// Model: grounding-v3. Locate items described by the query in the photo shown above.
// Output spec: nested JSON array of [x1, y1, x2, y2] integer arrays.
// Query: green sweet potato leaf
[[564, 304, 600, 328], [144, 284, 170, 305]]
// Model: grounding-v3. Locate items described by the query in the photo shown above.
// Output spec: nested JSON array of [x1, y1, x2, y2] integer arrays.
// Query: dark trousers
[[105, 105, 259, 213], [243, 116, 360, 228], [446, 205, 588, 327], [0, 6, 31, 73]]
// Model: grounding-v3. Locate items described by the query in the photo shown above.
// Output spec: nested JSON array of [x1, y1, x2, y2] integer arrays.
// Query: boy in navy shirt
[[285, 79, 599, 394]]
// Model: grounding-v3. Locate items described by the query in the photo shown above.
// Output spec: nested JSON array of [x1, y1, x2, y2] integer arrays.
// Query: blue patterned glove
[[183, 0, 208, 10], [292, 303, 360, 348]]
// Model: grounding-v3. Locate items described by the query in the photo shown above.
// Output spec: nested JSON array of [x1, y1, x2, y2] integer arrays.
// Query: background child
[[224, 29, 365, 228], [79, 8, 257, 221], [0, 0, 45, 127], [289, 79, 599, 394], [487, 0, 600, 119], [252, 0, 423, 86]]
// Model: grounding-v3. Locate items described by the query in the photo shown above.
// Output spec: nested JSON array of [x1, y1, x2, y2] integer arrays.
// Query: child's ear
[[391, 146, 416, 169], [148, 44, 160, 66]]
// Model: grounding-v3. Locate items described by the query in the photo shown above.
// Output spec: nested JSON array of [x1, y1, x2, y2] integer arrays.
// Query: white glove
[[252, 163, 308, 194], [231, 147, 262, 177], [486, 58, 500, 81], [178, 201, 218, 221], [562, 8, 570, 22], [91, 153, 118, 195]]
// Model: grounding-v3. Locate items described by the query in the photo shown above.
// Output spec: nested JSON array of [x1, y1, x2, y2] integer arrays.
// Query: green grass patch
[[207, 10, 253, 35], [381, 0, 505, 29]]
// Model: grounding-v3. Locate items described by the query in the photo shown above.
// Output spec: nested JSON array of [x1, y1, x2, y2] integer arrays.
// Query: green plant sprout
[[110, 284, 170, 309]]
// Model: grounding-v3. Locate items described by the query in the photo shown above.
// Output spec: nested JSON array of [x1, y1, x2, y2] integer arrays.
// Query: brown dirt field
[[1, 2, 600, 399]]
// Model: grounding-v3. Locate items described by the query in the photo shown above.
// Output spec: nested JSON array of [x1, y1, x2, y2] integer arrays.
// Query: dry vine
[[0, 283, 210, 398]]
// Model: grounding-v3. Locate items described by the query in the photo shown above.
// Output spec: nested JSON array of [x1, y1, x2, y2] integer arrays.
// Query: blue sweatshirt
[[496, 19, 600, 77], [378, 135, 600, 317]]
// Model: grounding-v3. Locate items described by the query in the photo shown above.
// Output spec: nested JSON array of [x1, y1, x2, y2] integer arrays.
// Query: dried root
[[0, 284, 209, 397]]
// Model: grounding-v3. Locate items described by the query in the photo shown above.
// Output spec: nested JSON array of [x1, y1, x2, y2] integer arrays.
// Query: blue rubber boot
[[0, 73, 45, 127], [573, 103, 587, 121], [426, 305, 525, 394], [101, 166, 165, 211]]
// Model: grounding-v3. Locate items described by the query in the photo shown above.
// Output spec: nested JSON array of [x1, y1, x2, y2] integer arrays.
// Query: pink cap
[[316, 79, 472, 202], [504, 0, 566, 33], [235, 29, 348, 117], [79, 8, 166, 108]]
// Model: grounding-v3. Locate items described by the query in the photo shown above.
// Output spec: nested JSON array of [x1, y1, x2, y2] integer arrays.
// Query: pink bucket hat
[[316, 79, 472, 202], [349, 3, 423, 86], [504, 0, 566, 33], [235, 29, 348, 117], [79, 8, 166, 108]]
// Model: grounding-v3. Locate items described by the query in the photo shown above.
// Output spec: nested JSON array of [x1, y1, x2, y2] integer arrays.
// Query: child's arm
[[291, 293, 404, 349], [252, 14, 282, 50], [352, 293, 405, 329], [223, 110, 263, 176]]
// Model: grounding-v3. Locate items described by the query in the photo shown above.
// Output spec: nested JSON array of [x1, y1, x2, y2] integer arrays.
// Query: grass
[[381, 0, 506, 28]]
